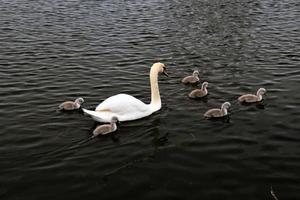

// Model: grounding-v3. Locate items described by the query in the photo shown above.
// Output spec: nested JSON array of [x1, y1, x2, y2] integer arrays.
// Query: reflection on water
[[0, 0, 300, 199]]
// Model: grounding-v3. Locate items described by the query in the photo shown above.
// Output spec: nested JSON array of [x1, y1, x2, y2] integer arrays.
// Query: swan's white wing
[[83, 94, 152, 122], [96, 94, 149, 114]]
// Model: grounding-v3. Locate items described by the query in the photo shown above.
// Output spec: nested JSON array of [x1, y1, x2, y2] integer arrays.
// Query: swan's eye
[[163, 66, 166, 71]]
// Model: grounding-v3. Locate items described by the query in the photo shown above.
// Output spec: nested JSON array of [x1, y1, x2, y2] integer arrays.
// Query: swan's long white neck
[[149, 66, 161, 111]]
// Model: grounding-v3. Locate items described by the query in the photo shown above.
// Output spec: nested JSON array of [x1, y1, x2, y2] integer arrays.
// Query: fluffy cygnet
[[188, 81, 208, 98], [238, 88, 266, 103], [181, 70, 200, 84], [58, 97, 84, 110], [92, 116, 118, 137], [204, 102, 231, 118]]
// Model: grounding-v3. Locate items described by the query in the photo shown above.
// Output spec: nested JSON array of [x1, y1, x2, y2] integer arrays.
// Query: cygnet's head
[[201, 81, 208, 89], [111, 116, 119, 124], [221, 102, 231, 109], [193, 70, 200, 77], [257, 88, 266, 95], [75, 97, 84, 105]]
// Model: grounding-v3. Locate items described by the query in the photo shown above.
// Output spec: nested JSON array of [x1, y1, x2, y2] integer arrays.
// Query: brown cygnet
[[188, 81, 208, 98], [181, 70, 200, 84], [204, 102, 231, 118], [238, 88, 266, 103], [92, 116, 118, 137], [58, 97, 84, 111]]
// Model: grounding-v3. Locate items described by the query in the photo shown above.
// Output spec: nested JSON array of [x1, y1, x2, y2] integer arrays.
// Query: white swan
[[83, 62, 168, 122]]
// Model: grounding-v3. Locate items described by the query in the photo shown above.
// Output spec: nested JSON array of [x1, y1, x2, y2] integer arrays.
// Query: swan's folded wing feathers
[[96, 94, 148, 115]]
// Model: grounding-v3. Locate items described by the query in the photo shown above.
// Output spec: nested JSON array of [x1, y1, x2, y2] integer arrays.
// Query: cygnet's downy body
[[181, 70, 200, 84], [204, 102, 231, 118], [92, 117, 118, 137], [59, 97, 84, 111], [238, 88, 266, 103], [189, 81, 208, 98]]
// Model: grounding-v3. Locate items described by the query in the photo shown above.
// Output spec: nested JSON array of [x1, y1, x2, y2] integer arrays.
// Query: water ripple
[[1, 0, 300, 199]]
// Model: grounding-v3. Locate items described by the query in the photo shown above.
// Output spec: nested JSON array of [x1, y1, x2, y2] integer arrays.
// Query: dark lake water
[[1, 0, 299, 199]]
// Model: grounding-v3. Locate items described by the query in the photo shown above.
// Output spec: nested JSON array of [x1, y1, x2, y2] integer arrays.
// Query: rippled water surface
[[1, 0, 300, 199]]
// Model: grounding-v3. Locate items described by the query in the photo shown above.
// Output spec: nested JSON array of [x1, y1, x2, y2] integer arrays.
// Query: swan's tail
[[82, 108, 107, 123]]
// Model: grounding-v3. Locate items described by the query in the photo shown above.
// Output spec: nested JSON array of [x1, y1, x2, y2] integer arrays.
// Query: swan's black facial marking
[[162, 66, 168, 77]]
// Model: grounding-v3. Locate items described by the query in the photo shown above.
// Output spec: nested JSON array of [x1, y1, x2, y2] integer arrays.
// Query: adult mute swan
[[83, 62, 168, 122]]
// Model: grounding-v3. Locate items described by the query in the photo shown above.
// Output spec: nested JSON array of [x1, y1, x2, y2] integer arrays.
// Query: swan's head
[[153, 62, 168, 77], [111, 116, 119, 124], [75, 97, 84, 105], [257, 88, 266, 96], [201, 81, 208, 89], [221, 102, 231, 110], [193, 70, 200, 77]]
